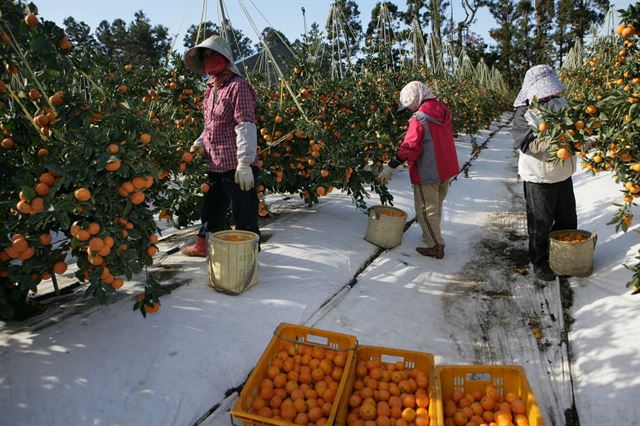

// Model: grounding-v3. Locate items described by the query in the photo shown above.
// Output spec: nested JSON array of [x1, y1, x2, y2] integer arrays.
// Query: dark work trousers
[[197, 167, 260, 239], [523, 177, 577, 267]]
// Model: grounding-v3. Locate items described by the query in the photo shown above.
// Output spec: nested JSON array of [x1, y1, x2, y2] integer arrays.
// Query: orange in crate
[[435, 365, 544, 426], [231, 323, 357, 425], [336, 345, 437, 426]]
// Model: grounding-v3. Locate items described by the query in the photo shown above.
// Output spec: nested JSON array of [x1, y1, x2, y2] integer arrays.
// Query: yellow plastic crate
[[435, 365, 545, 426], [231, 323, 357, 425], [336, 344, 437, 425]]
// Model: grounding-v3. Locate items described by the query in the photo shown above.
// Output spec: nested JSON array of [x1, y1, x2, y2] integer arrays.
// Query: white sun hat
[[397, 81, 436, 112], [184, 35, 241, 76], [513, 64, 565, 107]]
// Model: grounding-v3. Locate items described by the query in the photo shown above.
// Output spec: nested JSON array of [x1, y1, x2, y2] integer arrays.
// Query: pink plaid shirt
[[202, 74, 257, 172]]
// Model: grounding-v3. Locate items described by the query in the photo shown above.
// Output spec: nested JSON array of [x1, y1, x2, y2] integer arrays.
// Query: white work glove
[[190, 136, 204, 155], [235, 162, 254, 191], [234, 122, 257, 164], [378, 164, 394, 185]]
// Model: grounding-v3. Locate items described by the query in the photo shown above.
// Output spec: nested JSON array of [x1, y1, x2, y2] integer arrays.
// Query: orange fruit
[[182, 152, 193, 163], [24, 13, 38, 27], [89, 237, 104, 251], [39, 172, 56, 186], [146, 303, 160, 313], [401, 407, 416, 423], [76, 230, 90, 241], [111, 278, 124, 289], [130, 191, 145, 205], [16, 201, 32, 214], [53, 261, 67, 274], [34, 182, 50, 196], [105, 158, 121, 171], [585, 104, 598, 115], [75, 188, 91, 201], [30, 197, 44, 213], [556, 148, 571, 161], [29, 88, 42, 100], [139, 133, 152, 144], [19, 247, 35, 260], [200, 183, 210, 193], [59, 35, 73, 50], [11, 236, 28, 253], [146, 246, 157, 256], [1, 137, 14, 149], [39, 233, 52, 245]]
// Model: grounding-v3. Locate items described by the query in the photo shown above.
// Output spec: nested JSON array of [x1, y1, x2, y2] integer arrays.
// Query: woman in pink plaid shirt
[[182, 36, 260, 257]]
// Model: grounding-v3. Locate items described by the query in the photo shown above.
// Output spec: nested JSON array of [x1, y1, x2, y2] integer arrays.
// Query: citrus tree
[[0, 1, 176, 318], [0, 0, 512, 319]]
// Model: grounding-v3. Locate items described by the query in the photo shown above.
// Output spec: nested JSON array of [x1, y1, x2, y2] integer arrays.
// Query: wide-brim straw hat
[[184, 35, 241, 76], [513, 65, 565, 107]]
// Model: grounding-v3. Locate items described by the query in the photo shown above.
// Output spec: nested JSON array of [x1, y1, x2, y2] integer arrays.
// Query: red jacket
[[395, 99, 459, 185]]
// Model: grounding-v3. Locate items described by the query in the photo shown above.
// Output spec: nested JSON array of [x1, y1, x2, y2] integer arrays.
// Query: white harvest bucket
[[549, 229, 597, 277], [364, 205, 407, 249], [207, 230, 259, 294]]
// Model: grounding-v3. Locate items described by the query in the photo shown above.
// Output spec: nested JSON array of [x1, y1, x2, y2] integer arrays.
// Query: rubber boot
[[181, 236, 206, 257], [416, 244, 445, 259]]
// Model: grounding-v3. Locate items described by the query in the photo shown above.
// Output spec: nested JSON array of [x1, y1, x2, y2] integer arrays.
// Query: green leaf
[[20, 186, 36, 201]]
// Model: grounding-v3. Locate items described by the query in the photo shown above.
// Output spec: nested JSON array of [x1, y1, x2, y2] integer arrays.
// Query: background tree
[[365, 2, 404, 70], [95, 11, 171, 67], [429, 0, 450, 45], [533, 0, 555, 64], [464, 32, 499, 66], [366, 2, 401, 38], [326, 0, 363, 74], [183, 20, 254, 60], [512, 0, 534, 77], [401, 0, 430, 32], [554, 0, 574, 65], [62, 17, 99, 50], [95, 18, 127, 61], [570, 0, 611, 46], [257, 27, 291, 50], [487, 0, 519, 86], [454, 0, 486, 55]]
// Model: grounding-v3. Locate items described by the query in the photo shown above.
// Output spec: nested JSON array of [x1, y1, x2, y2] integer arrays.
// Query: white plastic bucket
[[207, 230, 259, 294], [549, 229, 597, 277], [364, 205, 407, 249]]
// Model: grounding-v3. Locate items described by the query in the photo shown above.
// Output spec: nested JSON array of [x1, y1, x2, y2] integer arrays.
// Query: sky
[[35, 0, 635, 52]]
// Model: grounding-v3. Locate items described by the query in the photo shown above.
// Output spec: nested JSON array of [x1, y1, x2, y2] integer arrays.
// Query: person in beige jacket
[[512, 65, 577, 281]]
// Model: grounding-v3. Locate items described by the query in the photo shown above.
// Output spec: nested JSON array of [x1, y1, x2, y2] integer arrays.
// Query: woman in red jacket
[[379, 81, 459, 258]]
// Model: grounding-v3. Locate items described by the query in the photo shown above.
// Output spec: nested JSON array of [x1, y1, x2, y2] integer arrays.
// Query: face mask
[[204, 52, 229, 76]]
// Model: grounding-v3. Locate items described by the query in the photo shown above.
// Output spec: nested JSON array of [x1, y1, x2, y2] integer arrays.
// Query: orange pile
[[220, 234, 254, 242], [345, 359, 431, 426], [553, 232, 588, 243], [442, 385, 529, 426], [248, 342, 348, 425], [379, 208, 405, 218]]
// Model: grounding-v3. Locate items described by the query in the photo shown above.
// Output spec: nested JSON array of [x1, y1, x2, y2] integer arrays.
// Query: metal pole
[[218, 0, 232, 43], [302, 7, 307, 39]]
